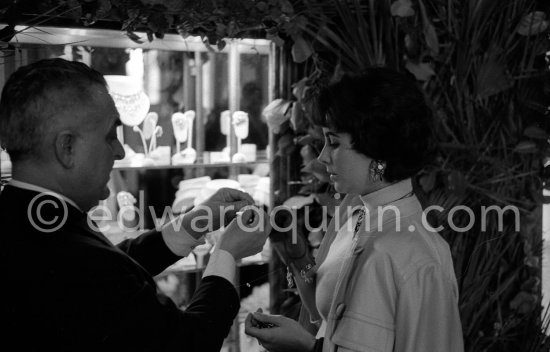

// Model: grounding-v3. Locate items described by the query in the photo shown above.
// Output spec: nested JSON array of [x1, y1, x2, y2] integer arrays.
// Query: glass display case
[[1, 25, 273, 166], [0, 25, 274, 211], [0, 25, 274, 352]]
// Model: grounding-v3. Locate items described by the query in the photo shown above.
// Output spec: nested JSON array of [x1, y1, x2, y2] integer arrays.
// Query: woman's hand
[[244, 311, 316, 352]]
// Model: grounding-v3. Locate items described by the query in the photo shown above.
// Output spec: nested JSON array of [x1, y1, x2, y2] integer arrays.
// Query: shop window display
[[0, 26, 274, 352]]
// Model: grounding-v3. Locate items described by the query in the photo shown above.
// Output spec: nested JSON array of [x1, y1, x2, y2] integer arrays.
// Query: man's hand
[[244, 311, 316, 352], [217, 207, 271, 261], [182, 188, 254, 238]]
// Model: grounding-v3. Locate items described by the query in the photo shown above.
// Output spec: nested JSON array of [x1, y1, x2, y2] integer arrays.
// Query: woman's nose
[[317, 144, 330, 165]]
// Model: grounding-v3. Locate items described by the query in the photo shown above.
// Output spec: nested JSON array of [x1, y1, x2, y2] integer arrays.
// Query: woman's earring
[[369, 160, 386, 182]]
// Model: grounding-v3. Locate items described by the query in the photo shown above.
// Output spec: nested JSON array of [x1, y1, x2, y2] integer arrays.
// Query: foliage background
[[0, 0, 549, 351], [266, 2, 550, 352]]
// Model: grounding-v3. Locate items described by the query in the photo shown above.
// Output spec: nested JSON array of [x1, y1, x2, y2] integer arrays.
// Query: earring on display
[[231, 111, 249, 163], [132, 125, 149, 159], [171, 111, 188, 156], [143, 112, 163, 155], [180, 110, 197, 163], [369, 160, 386, 182], [171, 110, 196, 165]]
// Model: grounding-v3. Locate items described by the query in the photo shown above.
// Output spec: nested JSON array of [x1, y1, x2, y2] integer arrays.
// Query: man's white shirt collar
[[8, 179, 83, 212]]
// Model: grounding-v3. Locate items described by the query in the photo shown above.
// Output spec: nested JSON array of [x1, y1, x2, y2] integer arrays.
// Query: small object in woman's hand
[[237, 209, 256, 224], [249, 308, 274, 328], [250, 315, 275, 329], [258, 321, 275, 329]]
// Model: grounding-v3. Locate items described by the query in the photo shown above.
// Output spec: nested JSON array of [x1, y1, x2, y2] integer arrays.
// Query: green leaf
[[255, 1, 268, 12], [215, 23, 226, 37], [390, 0, 415, 18], [276, 133, 295, 156], [516, 11, 548, 36], [523, 125, 549, 140], [280, 0, 294, 15], [290, 102, 308, 133], [96, 0, 112, 19], [445, 170, 467, 195], [285, 15, 308, 38], [263, 99, 292, 134], [423, 23, 439, 56], [418, 171, 436, 192], [226, 20, 237, 37], [418, 0, 439, 56], [292, 77, 309, 101], [509, 291, 538, 315], [121, 18, 134, 31], [126, 31, 143, 44], [405, 60, 435, 81], [127, 8, 140, 22], [266, 33, 285, 47], [216, 39, 226, 51], [513, 141, 538, 154], [476, 57, 512, 99], [291, 35, 313, 63]]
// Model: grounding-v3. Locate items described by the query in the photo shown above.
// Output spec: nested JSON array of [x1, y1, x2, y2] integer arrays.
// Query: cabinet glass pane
[[2, 30, 273, 171]]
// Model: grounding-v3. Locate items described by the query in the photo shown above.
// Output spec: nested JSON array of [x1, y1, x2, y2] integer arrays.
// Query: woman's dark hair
[[315, 67, 435, 182]]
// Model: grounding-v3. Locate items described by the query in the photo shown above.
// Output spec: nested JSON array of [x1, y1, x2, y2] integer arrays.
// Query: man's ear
[[54, 131, 76, 168]]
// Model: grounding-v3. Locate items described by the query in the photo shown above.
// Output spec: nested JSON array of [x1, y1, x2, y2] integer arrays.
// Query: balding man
[[0, 58, 269, 351]]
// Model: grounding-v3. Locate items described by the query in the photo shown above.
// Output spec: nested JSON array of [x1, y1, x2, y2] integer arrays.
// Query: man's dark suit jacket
[[1, 185, 239, 351]]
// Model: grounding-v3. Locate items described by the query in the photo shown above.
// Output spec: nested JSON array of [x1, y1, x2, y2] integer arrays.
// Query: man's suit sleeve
[[116, 230, 180, 276], [168, 275, 240, 351], [98, 257, 239, 352]]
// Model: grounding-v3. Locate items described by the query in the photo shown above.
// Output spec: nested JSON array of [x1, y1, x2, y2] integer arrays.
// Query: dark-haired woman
[[245, 68, 464, 352]]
